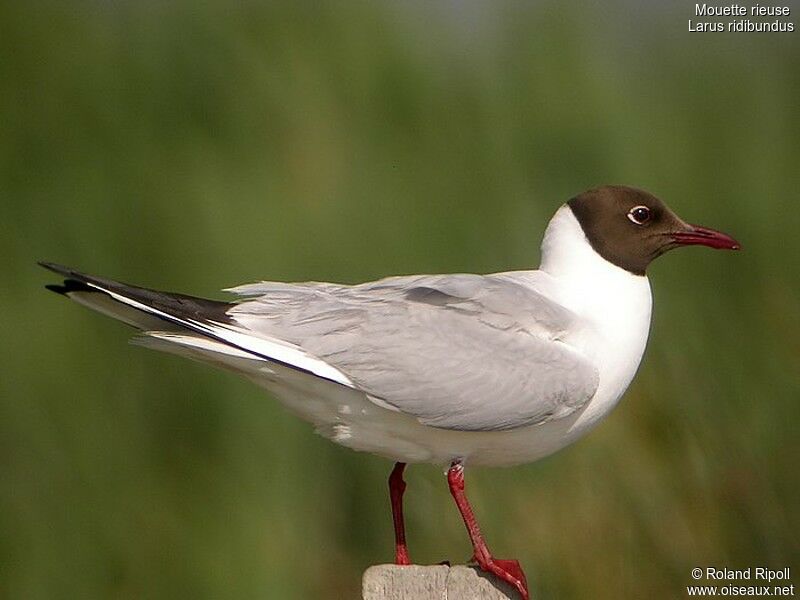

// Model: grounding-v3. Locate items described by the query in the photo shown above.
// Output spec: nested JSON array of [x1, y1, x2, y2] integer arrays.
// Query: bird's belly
[[259, 387, 610, 467], [249, 279, 652, 467], [253, 334, 647, 468], [259, 376, 587, 466]]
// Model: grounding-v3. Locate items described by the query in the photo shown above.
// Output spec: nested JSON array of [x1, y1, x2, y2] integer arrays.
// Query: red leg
[[388, 462, 411, 565], [447, 462, 529, 600]]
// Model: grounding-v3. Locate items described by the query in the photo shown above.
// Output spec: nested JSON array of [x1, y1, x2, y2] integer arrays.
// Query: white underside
[[139, 206, 653, 467]]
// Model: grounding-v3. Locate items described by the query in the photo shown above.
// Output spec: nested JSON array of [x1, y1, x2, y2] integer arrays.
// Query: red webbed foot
[[448, 461, 530, 599], [472, 556, 529, 599]]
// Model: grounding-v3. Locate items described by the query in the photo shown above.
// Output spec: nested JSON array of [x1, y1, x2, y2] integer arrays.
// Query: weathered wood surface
[[362, 564, 517, 599]]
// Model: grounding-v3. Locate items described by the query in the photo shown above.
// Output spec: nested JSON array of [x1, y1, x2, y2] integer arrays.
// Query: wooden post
[[362, 564, 517, 599]]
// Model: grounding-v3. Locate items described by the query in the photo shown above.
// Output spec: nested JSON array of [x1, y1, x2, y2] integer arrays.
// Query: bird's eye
[[627, 206, 651, 225]]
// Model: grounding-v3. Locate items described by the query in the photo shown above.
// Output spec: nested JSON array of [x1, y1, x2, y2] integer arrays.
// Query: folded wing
[[229, 273, 599, 431]]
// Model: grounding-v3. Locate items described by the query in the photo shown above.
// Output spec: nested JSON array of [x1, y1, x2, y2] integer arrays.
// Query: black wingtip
[[44, 283, 69, 295], [38, 261, 234, 323], [38, 261, 75, 277], [45, 279, 93, 296], [40, 262, 94, 296]]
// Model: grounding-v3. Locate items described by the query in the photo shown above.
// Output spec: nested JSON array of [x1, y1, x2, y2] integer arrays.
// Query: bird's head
[[566, 185, 740, 275]]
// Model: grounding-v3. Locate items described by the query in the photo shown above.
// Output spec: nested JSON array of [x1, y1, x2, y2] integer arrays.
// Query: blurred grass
[[1, 1, 798, 598]]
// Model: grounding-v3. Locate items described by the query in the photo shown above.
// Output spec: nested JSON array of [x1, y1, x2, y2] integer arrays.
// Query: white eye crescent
[[627, 205, 651, 225]]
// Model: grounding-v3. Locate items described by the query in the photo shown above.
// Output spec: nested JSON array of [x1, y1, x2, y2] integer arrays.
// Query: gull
[[40, 185, 740, 599]]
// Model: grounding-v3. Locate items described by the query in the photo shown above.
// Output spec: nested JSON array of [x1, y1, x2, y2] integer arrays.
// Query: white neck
[[538, 205, 653, 429], [539, 205, 650, 314]]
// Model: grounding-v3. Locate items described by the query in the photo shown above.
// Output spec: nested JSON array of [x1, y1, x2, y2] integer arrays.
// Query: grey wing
[[227, 273, 599, 431]]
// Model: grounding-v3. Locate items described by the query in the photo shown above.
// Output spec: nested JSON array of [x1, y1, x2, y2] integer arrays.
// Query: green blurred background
[[1, 2, 798, 598]]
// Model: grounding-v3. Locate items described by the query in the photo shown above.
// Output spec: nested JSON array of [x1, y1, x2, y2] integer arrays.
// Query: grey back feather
[[227, 273, 599, 431]]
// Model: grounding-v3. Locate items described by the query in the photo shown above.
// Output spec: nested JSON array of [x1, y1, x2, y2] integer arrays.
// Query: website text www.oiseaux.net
[[687, 567, 794, 597]]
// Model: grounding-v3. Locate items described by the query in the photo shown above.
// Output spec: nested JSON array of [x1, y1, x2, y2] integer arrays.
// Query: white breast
[[439, 205, 653, 466], [538, 205, 652, 437]]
